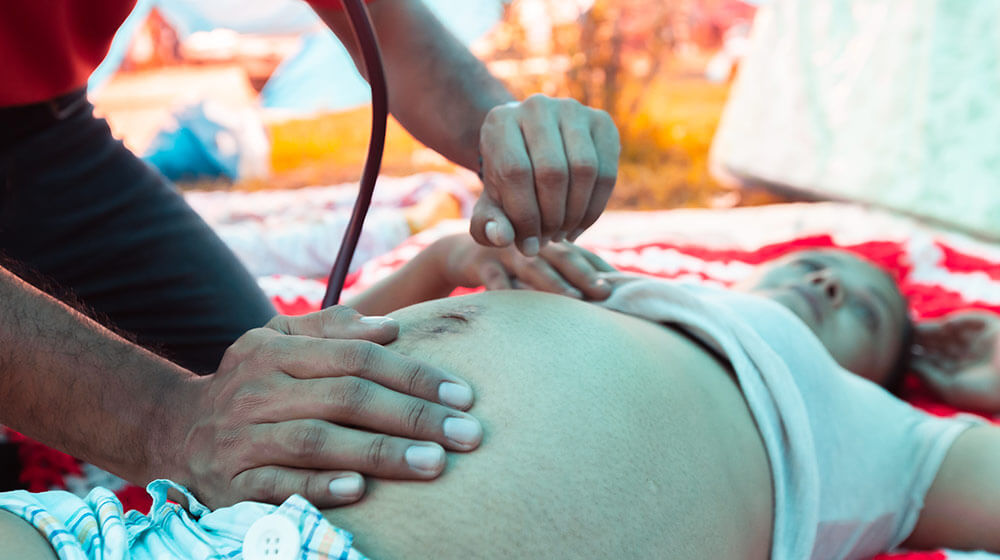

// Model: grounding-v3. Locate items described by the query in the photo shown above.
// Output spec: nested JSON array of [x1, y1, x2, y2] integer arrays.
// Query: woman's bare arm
[[903, 425, 1000, 552]]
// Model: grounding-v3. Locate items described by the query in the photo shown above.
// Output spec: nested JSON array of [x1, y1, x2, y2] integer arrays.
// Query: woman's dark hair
[[882, 307, 915, 395]]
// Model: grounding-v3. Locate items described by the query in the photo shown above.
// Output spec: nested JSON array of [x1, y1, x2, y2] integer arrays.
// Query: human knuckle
[[596, 169, 618, 190], [263, 315, 285, 331], [570, 157, 599, 181], [501, 203, 537, 226], [536, 164, 568, 187], [524, 93, 550, 106], [244, 327, 273, 345], [226, 328, 267, 359], [334, 377, 374, 414], [247, 469, 282, 502], [341, 340, 379, 374], [557, 96, 582, 108], [289, 424, 328, 459], [401, 361, 430, 396], [403, 401, 433, 434], [324, 305, 356, 328], [591, 107, 614, 124], [495, 162, 531, 185], [364, 435, 392, 471]]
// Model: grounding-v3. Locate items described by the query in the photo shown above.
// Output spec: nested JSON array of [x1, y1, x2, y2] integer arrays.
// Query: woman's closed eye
[[794, 258, 824, 272]]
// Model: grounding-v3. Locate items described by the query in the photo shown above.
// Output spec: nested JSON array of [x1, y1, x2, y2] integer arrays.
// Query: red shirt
[[1, 0, 367, 107]]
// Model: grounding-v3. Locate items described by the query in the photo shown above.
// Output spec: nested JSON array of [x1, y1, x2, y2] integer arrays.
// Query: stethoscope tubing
[[321, 0, 389, 308]]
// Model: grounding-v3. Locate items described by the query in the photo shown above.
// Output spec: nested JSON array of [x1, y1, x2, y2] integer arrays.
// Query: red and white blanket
[[265, 201, 1000, 560], [5, 177, 999, 558]]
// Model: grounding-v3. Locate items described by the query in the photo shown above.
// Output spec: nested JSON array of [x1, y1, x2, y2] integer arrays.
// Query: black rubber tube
[[321, 0, 389, 308]]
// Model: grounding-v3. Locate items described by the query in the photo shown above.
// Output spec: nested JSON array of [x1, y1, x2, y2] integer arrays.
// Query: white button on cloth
[[242, 513, 301, 560]]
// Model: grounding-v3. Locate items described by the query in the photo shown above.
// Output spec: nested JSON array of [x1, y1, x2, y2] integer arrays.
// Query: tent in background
[[90, 0, 506, 114], [711, 1, 1000, 240]]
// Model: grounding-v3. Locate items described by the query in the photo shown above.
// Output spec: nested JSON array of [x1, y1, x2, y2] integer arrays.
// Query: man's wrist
[[144, 371, 204, 486]]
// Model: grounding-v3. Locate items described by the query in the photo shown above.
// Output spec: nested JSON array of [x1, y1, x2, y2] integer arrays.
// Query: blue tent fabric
[[89, 0, 506, 113], [88, 0, 155, 91], [259, 29, 371, 113], [258, 0, 507, 113]]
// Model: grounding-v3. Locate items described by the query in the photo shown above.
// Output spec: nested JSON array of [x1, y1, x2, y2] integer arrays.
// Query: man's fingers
[[479, 105, 541, 255], [261, 379, 483, 451], [254, 335, 474, 410], [571, 112, 620, 241], [520, 108, 568, 241], [243, 421, 453, 481], [265, 305, 399, 344], [558, 120, 599, 240], [470, 195, 516, 248], [230, 467, 368, 509]]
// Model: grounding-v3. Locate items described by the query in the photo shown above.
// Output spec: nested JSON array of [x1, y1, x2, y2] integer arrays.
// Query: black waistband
[[0, 88, 91, 147]]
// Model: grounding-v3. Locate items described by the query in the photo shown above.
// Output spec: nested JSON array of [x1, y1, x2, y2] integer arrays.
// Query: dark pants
[[0, 90, 277, 375]]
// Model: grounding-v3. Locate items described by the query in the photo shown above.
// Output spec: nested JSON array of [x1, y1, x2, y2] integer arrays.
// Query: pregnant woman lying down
[[3, 235, 1000, 560]]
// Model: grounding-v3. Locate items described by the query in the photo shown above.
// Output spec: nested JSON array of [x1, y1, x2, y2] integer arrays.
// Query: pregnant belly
[[324, 290, 773, 560]]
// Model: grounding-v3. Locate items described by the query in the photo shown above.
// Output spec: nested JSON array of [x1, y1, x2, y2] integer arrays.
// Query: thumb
[[265, 305, 399, 344], [470, 194, 515, 248]]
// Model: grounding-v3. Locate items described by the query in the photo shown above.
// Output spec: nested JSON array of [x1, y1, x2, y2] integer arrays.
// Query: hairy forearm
[[0, 266, 197, 485], [345, 240, 456, 315], [317, 0, 515, 169]]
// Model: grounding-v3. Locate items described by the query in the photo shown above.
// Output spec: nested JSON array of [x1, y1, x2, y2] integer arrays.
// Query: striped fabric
[[0, 480, 368, 560]]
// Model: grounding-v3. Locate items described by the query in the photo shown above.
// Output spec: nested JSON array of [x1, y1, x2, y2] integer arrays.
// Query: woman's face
[[740, 249, 907, 384]]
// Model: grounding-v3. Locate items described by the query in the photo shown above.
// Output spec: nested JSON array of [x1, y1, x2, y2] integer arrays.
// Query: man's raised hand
[[472, 94, 621, 256]]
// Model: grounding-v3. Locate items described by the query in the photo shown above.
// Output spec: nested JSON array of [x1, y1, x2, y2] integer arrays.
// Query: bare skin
[[0, 511, 56, 560], [325, 290, 774, 560], [5, 241, 1000, 558]]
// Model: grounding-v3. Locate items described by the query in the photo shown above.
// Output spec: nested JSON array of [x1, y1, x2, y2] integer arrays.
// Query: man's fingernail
[[568, 228, 585, 242], [443, 417, 483, 448], [523, 237, 540, 256], [329, 474, 364, 499], [405, 444, 446, 475], [485, 220, 503, 246], [360, 316, 394, 327], [439, 382, 473, 409]]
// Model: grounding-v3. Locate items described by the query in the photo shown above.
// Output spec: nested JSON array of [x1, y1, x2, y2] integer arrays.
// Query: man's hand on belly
[[162, 306, 483, 510]]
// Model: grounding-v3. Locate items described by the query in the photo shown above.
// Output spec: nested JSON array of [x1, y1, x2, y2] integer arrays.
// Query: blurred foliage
[[227, 0, 787, 208], [486, 0, 781, 209]]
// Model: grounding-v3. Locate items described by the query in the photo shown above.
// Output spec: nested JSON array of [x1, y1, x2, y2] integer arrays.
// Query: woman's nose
[[809, 270, 844, 306]]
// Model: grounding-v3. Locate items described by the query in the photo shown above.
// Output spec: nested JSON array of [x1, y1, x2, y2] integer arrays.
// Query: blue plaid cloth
[[0, 480, 369, 559]]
